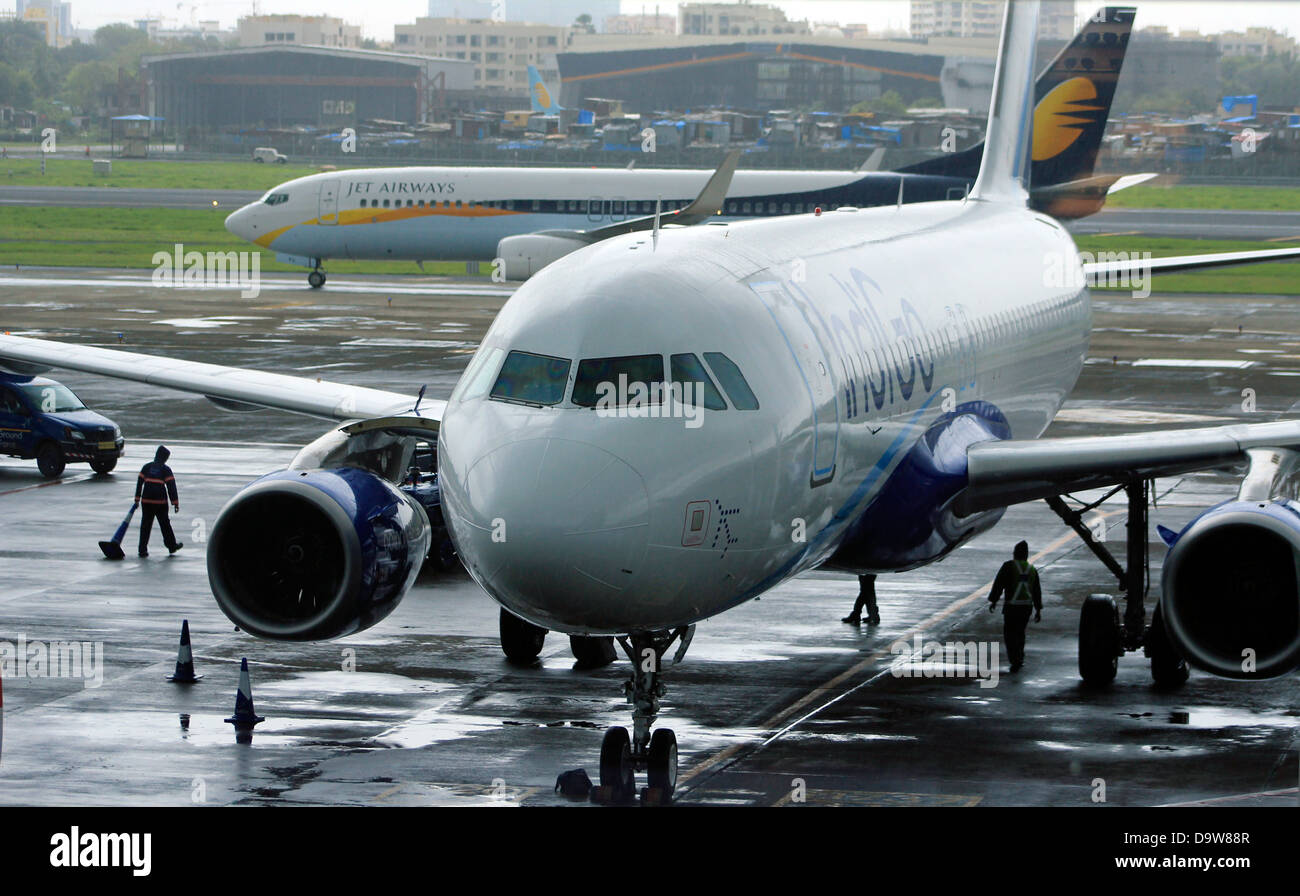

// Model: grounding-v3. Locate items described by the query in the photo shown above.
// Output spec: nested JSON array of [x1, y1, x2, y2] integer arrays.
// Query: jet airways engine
[[207, 467, 430, 640], [1159, 499, 1300, 679], [496, 233, 590, 281]]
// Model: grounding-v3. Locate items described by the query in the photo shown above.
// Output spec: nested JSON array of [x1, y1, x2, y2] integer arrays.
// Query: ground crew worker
[[988, 540, 1041, 671], [135, 444, 183, 558], [842, 574, 881, 626]]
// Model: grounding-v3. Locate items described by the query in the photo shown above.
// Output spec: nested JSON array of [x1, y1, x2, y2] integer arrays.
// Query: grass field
[[1103, 183, 1300, 212], [0, 207, 477, 275], [0, 207, 1295, 292]]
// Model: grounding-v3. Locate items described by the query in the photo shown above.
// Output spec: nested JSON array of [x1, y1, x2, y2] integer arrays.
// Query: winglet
[[970, 0, 1039, 203], [675, 149, 741, 224]]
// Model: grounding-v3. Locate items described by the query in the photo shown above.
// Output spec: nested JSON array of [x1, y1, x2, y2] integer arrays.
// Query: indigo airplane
[[5, 1, 1300, 802], [224, 7, 1146, 286]]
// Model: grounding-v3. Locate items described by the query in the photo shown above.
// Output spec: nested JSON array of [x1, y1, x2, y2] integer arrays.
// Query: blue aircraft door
[[751, 280, 839, 486], [318, 178, 339, 224]]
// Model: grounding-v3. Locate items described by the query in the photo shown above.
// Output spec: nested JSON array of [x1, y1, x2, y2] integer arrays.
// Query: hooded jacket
[[135, 445, 178, 507]]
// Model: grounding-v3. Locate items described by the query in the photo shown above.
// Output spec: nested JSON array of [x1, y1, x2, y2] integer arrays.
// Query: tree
[[63, 61, 117, 114], [851, 90, 908, 118], [0, 61, 37, 108]]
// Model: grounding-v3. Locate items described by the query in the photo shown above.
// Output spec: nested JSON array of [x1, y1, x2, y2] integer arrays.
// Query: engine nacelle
[[1160, 500, 1300, 679], [208, 467, 430, 640], [496, 233, 590, 281]]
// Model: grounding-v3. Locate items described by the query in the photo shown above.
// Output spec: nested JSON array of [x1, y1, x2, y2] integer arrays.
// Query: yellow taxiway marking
[[677, 507, 1127, 792], [1093, 230, 1142, 237], [1264, 234, 1300, 243]]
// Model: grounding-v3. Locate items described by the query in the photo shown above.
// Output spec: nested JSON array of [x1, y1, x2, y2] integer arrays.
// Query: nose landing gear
[[307, 267, 326, 289], [595, 626, 694, 805]]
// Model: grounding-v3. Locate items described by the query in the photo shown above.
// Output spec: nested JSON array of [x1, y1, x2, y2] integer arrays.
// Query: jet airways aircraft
[[5, 1, 1300, 802], [224, 7, 1143, 286]]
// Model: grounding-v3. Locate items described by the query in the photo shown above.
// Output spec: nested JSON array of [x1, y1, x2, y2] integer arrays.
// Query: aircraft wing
[[0, 334, 434, 423], [557, 149, 741, 244], [957, 420, 1300, 514], [1084, 246, 1300, 280]]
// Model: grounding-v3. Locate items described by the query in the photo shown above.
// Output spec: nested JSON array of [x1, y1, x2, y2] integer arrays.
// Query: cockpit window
[[670, 353, 727, 410], [703, 352, 759, 410], [451, 345, 505, 402], [572, 354, 665, 408], [489, 350, 571, 406], [263, 193, 289, 206]]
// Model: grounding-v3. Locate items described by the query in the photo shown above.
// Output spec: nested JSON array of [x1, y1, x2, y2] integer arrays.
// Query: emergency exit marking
[[681, 500, 710, 547]]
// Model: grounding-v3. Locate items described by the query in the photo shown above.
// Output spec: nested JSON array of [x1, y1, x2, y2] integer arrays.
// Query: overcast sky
[[30, 1, 1300, 42]]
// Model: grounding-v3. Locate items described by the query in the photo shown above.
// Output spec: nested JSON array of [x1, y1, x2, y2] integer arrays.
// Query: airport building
[[394, 17, 570, 96], [425, 0, 620, 30], [679, 2, 810, 36], [236, 14, 362, 49], [141, 45, 475, 134], [555, 35, 997, 113]]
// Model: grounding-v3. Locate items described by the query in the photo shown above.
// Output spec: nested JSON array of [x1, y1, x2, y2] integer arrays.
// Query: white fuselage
[[223, 166, 964, 265], [437, 197, 1090, 634]]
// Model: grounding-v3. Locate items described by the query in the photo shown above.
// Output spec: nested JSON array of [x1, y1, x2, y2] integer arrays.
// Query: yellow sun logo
[[534, 82, 552, 109], [1032, 77, 1103, 161]]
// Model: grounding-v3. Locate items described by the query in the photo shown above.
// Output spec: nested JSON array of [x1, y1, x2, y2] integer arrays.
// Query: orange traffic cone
[[166, 620, 203, 683]]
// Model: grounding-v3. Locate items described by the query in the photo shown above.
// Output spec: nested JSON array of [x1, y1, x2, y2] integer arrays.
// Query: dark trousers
[[1003, 605, 1033, 666], [850, 574, 879, 621], [139, 504, 177, 553]]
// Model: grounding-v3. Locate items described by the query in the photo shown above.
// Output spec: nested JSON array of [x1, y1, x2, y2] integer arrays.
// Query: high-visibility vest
[[1009, 560, 1035, 605]]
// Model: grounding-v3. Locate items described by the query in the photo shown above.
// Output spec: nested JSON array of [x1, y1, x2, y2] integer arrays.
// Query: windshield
[[489, 350, 572, 406], [18, 382, 85, 413], [572, 354, 666, 407], [263, 193, 289, 205]]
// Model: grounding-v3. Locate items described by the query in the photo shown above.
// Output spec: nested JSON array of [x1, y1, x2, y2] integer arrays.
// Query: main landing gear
[[596, 626, 694, 806], [307, 266, 326, 289], [1045, 479, 1188, 688], [497, 608, 617, 668]]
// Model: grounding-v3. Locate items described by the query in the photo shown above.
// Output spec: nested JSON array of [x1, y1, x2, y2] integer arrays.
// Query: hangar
[[141, 45, 476, 135]]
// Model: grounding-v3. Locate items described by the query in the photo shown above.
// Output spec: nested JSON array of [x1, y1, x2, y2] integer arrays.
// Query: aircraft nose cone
[[224, 204, 258, 242], [449, 437, 650, 632]]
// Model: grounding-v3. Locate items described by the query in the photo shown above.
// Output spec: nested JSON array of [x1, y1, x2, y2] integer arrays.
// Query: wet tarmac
[[1, 269, 1298, 806]]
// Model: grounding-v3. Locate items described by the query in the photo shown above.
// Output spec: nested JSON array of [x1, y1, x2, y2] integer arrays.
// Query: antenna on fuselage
[[652, 196, 662, 251], [413, 384, 426, 416], [896, 177, 904, 209]]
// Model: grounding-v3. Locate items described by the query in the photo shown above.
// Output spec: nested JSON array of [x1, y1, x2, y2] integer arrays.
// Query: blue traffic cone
[[224, 658, 264, 739], [166, 620, 203, 683]]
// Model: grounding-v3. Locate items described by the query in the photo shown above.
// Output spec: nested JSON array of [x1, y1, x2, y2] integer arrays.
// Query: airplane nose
[[224, 204, 259, 242], [447, 437, 650, 632]]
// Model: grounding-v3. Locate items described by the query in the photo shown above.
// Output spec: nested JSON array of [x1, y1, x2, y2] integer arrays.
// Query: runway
[[0, 186, 261, 210], [0, 272, 1297, 806]]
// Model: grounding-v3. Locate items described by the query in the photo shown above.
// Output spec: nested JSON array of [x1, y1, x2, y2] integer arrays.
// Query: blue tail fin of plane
[[528, 65, 564, 114]]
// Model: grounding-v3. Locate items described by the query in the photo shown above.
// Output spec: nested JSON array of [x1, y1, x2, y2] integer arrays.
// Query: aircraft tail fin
[[528, 65, 564, 114], [969, 0, 1040, 202], [899, 7, 1135, 200]]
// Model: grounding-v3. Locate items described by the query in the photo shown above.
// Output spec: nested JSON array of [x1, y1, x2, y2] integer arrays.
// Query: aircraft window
[[670, 353, 727, 410], [795, 203, 805, 213], [0, 387, 23, 414], [531, 200, 540, 211], [382, 199, 391, 208], [417, 199, 425, 207], [490, 350, 572, 406], [451, 345, 506, 402], [455, 200, 463, 208], [568, 200, 578, 212], [506, 200, 515, 210], [572, 354, 665, 408], [703, 352, 759, 410], [781, 202, 791, 214], [263, 193, 289, 206], [741, 202, 752, 214], [406, 199, 414, 207]]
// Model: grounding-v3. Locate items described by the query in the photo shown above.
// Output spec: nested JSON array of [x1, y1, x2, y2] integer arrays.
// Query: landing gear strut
[[596, 626, 693, 805], [1046, 478, 1186, 686], [307, 267, 326, 289]]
